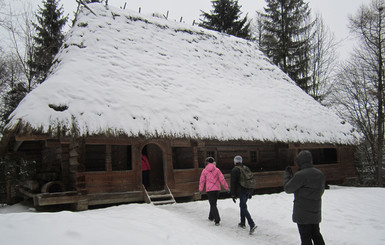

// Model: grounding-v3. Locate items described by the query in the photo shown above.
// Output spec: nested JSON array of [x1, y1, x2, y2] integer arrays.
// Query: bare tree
[[332, 55, 378, 185], [251, 12, 264, 47], [0, 2, 36, 133], [0, 0, 6, 28], [309, 13, 338, 104], [0, 53, 25, 130], [6, 4, 37, 92], [332, 0, 385, 186]]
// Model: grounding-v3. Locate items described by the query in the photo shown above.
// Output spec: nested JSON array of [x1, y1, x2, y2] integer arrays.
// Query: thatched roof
[[6, 3, 359, 144]]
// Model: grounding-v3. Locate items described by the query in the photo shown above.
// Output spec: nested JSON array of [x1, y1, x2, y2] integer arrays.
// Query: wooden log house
[[0, 3, 359, 210]]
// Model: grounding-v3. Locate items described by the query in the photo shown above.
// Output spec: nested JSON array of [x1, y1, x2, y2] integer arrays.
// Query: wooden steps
[[142, 185, 176, 205]]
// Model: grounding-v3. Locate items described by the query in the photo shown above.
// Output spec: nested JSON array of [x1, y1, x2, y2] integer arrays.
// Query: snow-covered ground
[[0, 185, 384, 245]]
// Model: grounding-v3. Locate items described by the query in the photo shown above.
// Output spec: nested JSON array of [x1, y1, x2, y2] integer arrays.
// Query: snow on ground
[[1, 186, 384, 245]]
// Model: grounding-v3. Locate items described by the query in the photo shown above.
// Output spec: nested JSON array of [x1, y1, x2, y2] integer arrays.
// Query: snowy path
[[1, 186, 385, 245]]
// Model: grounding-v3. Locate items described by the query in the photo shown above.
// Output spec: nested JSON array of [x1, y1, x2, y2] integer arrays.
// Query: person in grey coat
[[284, 150, 326, 245]]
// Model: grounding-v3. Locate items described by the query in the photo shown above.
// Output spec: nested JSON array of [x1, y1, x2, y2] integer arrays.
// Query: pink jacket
[[141, 155, 151, 171], [199, 163, 229, 192]]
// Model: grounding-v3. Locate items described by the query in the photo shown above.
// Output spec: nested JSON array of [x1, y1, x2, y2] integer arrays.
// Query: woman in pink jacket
[[199, 157, 229, 226]]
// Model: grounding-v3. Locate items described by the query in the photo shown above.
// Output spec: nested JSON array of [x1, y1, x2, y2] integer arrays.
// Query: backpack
[[236, 165, 256, 189]]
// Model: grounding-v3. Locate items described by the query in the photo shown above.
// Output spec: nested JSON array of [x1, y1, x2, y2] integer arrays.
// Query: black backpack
[[236, 165, 256, 189]]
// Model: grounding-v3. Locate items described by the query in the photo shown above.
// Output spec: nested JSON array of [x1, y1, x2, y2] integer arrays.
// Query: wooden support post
[[72, 199, 89, 211]]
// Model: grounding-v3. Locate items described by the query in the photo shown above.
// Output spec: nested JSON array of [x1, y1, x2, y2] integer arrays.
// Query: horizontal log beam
[[33, 191, 82, 206], [87, 191, 143, 205]]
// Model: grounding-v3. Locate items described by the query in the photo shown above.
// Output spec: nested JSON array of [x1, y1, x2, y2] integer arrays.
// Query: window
[[308, 148, 338, 165], [250, 151, 257, 163], [111, 145, 132, 171], [172, 147, 194, 169], [277, 148, 289, 170], [257, 147, 276, 171], [84, 144, 133, 172], [198, 149, 217, 168], [85, 144, 106, 171], [206, 151, 215, 158]]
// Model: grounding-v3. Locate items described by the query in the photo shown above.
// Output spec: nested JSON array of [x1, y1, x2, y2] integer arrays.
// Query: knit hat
[[205, 157, 215, 165], [234, 155, 243, 163]]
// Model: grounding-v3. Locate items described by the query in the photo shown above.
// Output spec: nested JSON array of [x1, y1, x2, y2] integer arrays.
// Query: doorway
[[142, 144, 164, 191]]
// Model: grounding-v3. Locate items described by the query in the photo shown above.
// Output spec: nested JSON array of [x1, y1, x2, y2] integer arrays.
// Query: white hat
[[234, 155, 243, 163]]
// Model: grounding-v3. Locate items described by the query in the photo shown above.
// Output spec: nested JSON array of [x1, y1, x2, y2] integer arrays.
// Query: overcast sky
[[3, 0, 372, 59]]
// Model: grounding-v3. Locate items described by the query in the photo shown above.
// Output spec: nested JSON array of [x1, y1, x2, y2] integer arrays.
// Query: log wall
[[7, 136, 356, 208]]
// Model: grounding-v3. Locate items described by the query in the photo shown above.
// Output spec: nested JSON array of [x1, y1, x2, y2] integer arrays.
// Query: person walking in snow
[[284, 150, 326, 245], [199, 157, 230, 226], [230, 155, 257, 234]]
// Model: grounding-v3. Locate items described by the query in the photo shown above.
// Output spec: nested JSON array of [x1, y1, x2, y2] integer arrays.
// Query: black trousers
[[142, 170, 150, 188], [206, 191, 220, 223], [297, 224, 325, 245]]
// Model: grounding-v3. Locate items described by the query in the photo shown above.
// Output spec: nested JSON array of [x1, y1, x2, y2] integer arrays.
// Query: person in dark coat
[[231, 155, 257, 235], [284, 150, 326, 245]]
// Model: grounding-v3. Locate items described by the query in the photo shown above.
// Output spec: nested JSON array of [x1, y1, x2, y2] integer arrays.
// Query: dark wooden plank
[[87, 191, 143, 205], [33, 191, 81, 206]]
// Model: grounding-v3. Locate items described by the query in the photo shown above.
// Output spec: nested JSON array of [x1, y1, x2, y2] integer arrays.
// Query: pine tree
[[260, 0, 313, 91], [2, 83, 28, 125], [200, 0, 251, 39], [28, 0, 67, 83]]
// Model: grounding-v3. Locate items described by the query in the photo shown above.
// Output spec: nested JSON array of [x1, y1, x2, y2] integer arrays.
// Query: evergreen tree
[[28, 0, 67, 83], [200, 0, 251, 39], [260, 0, 313, 91], [2, 83, 28, 125]]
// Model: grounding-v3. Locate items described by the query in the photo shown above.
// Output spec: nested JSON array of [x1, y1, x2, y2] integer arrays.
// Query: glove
[[232, 197, 237, 203]]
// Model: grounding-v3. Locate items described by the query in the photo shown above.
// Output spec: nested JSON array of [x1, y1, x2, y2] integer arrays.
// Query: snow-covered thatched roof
[[6, 3, 359, 144]]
